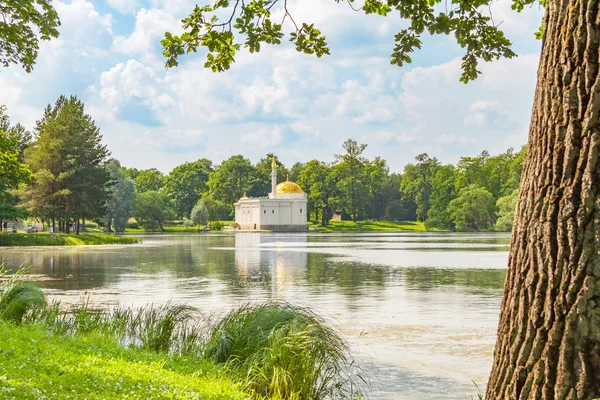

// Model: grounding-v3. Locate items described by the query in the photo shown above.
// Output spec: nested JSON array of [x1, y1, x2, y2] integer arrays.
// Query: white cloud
[[437, 133, 471, 146], [393, 53, 539, 162], [367, 130, 416, 145], [55, 0, 113, 45], [336, 73, 403, 124], [290, 122, 320, 138], [0, 0, 544, 174], [0, 0, 114, 128], [100, 59, 173, 114], [107, 0, 141, 15], [464, 100, 505, 127], [241, 126, 284, 148], [113, 8, 181, 67]]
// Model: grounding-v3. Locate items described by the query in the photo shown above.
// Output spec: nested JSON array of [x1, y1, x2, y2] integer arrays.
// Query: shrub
[[127, 303, 198, 352], [212, 221, 223, 231], [191, 203, 209, 226]]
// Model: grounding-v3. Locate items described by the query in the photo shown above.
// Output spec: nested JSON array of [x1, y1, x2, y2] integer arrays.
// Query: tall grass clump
[[205, 303, 367, 400], [1, 270, 367, 399], [37, 300, 203, 354], [0, 266, 46, 324], [126, 303, 199, 352]]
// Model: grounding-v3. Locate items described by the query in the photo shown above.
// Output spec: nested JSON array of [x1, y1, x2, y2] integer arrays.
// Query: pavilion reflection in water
[[234, 233, 308, 294]]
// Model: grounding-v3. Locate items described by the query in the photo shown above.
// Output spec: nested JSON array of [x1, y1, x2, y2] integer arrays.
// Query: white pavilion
[[234, 157, 308, 231]]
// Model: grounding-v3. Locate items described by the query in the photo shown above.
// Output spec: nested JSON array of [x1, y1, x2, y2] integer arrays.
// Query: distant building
[[234, 157, 308, 231]]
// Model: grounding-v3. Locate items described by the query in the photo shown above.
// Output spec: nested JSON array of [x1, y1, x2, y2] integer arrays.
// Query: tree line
[[0, 96, 524, 232]]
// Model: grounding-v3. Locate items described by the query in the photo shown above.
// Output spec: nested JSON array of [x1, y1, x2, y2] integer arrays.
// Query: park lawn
[[0, 321, 248, 400], [313, 220, 427, 232], [125, 221, 236, 233], [0, 233, 139, 247]]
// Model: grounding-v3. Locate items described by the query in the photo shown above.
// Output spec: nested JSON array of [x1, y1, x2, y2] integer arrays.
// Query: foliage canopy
[[0, 0, 61, 72], [161, 0, 544, 82]]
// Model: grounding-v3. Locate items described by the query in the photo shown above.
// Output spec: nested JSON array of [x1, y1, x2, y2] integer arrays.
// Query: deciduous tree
[[0, 116, 31, 220], [425, 164, 458, 230], [133, 191, 174, 232], [495, 189, 518, 232], [448, 184, 496, 232], [164, 159, 213, 218], [0, 0, 61, 72], [190, 202, 208, 226], [400, 154, 439, 222], [162, 2, 600, 396], [208, 155, 255, 208], [334, 139, 367, 222], [104, 159, 135, 233], [297, 160, 335, 225], [134, 168, 164, 193]]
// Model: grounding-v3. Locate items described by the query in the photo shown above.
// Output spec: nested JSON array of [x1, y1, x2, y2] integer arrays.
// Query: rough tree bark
[[486, 0, 600, 399]]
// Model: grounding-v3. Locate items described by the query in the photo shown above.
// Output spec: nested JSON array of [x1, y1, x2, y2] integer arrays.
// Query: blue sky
[[0, 0, 545, 173]]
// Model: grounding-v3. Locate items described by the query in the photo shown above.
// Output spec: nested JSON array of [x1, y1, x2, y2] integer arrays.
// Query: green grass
[[205, 303, 366, 399], [124, 221, 236, 233], [0, 270, 367, 399], [0, 268, 46, 324], [0, 321, 248, 400], [313, 220, 427, 232], [0, 233, 139, 247]]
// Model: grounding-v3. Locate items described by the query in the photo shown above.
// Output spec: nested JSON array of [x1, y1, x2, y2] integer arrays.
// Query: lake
[[0, 232, 510, 399]]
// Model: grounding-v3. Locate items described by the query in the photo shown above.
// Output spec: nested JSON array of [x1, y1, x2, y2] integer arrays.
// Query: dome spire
[[271, 155, 277, 195]]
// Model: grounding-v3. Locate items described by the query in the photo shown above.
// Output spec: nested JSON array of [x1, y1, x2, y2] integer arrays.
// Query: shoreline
[[0, 233, 140, 247]]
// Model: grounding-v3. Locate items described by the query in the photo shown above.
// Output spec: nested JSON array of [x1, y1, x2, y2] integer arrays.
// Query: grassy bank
[[0, 271, 365, 399], [0, 321, 247, 399], [0, 233, 139, 247], [313, 220, 427, 232], [83, 220, 236, 234]]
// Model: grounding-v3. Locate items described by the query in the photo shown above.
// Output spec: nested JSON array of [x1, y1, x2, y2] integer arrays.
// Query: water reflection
[[0, 232, 510, 399]]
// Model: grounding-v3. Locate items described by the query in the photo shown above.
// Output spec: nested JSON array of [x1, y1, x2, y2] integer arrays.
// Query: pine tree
[[20, 96, 109, 232]]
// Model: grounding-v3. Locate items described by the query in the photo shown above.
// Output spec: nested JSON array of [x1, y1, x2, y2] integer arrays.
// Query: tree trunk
[[486, 1, 600, 399]]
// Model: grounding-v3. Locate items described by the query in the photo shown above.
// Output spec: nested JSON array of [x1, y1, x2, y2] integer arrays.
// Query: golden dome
[[240, 192, 249, 200], [276, 181, 304, 194]]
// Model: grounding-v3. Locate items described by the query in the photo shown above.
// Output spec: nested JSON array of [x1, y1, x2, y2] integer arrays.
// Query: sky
[[0, 0, 545, 174]]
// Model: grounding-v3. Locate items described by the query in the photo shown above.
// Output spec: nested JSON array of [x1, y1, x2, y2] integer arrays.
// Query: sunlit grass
[[0, 233, 139, 246], [0, 272, 367, 399], [205, 303, 367, 399], [124, 220, 235, 233], [0, 321, 248, 399], [0, 267, 46, 324], [314, 220, 427, 232]]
